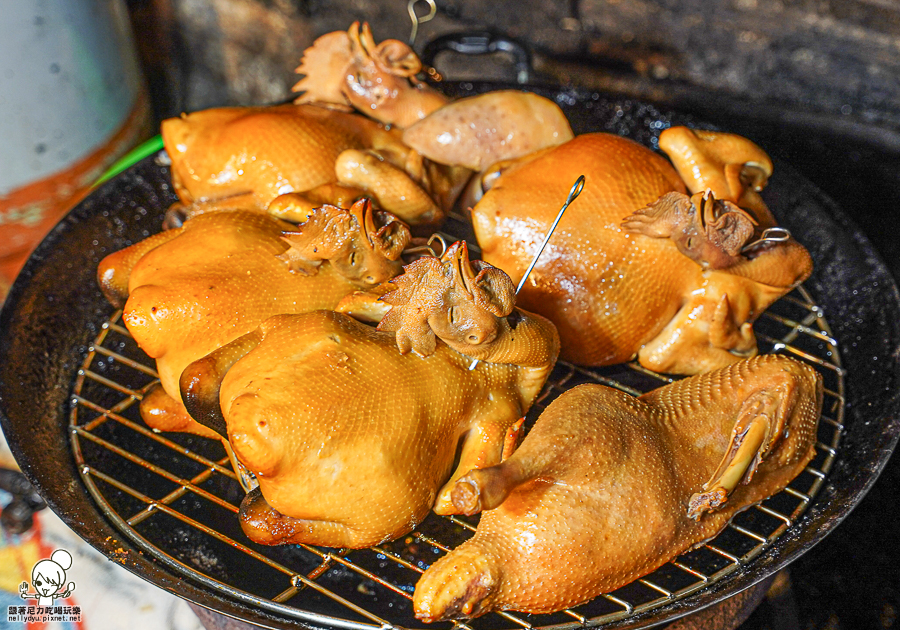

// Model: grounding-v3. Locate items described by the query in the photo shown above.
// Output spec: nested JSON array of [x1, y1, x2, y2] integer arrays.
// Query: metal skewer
[[514, 175, 585, 294], [469, 175, 585, 370]]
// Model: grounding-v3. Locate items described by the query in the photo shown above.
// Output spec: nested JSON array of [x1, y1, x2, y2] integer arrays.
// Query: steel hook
[[741, 227, 792, 253], [408, 0, 437, 46], [404, 233, 448, 259]]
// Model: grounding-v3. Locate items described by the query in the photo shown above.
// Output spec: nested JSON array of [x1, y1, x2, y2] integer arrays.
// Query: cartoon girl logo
[[19, 548, 76, 605]]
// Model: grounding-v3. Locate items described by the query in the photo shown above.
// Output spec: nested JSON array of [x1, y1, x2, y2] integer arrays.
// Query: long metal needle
[[515, 175, 585, 294], [469, 175, 585, 370]]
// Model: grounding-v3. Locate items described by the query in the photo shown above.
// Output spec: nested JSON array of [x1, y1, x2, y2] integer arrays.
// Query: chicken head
[[275, 197, 409, 285], [659, 126, 776, 227], [293, 21, 448, 129]]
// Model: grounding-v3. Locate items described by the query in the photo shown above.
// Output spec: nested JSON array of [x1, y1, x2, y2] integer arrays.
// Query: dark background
[[121, 1, 900, 627]]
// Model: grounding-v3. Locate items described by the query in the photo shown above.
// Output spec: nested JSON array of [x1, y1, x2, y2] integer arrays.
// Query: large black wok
[[1, 82, 899, 629]]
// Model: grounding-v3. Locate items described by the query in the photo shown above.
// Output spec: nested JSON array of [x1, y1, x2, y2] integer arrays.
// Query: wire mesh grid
[[69, 280, 843, 630]]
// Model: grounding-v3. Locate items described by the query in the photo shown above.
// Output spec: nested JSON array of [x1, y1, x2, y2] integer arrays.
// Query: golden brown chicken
[[470, 128, 813, 374], [164, 23, 580, 228], [162, 103, 463, 226], [162, 23, 471, 227], [97, 198, 410, 437], [179, 242, 560, 548], [413, 353, 823, 621]]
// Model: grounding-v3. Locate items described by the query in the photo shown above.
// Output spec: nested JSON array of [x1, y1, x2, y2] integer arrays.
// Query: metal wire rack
[[69, 278, 844, 630]]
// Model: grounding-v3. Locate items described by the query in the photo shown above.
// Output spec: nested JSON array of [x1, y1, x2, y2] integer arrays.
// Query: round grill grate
[[70, 246, 843, 630]]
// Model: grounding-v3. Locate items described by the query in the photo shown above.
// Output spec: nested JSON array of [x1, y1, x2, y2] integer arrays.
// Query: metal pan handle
[[421, 31, 532, 84]]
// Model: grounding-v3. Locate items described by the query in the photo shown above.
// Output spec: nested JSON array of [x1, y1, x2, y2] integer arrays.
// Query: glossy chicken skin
[[659, 126, 776, 227], [413, 354, 823, 620], [97, 199, 409, 437], [163, 103, 461, 226], [471, 130, 813, 373], [180, 242, 560, 548], [163, 22, 468, 227]]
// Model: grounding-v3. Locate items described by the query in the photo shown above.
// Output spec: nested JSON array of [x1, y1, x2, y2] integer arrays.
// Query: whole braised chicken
[[179, 242, 560, 548], [97, 197, 410, 437], [163, 102, 464, 227], [163, 22, 466, 226], [413, 353, 823, 620], [470, 127, 813, 374]]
